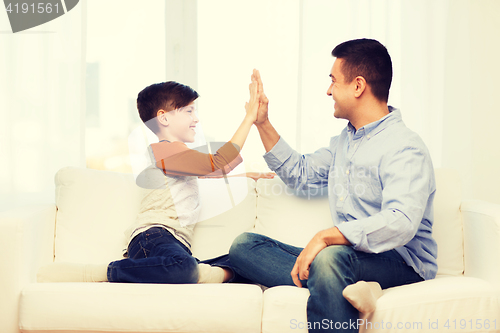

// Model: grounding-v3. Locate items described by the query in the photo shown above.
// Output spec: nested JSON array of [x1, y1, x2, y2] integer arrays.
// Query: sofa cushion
[[19, 283, 263, 333], [359, 276, 500, 333], [261, 277, 500, 333], [54, 167, 256, 265], [262, 286, 310, 333], [253, 169, 464, 276]]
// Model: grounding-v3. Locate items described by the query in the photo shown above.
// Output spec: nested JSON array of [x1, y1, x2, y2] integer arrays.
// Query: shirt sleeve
[[263, 136, 337, 191], [150, 141, 243, 177], [336, 146, 436, 253]]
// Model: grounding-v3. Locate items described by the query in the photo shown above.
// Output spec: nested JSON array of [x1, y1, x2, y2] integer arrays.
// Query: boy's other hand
[[241, 172, 276, 181], [252, 69, 269, 125], [199, 172, 276, 181]]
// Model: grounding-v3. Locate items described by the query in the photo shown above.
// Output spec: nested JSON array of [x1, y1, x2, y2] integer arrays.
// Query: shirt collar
[[347, 106, 401, 139]]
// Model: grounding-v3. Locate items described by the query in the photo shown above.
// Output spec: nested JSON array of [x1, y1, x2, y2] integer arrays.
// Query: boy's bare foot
[[197, 263, 225, 283]]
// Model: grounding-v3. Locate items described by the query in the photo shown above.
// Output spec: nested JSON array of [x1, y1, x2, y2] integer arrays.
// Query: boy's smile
[[160, 101, 199, 143]]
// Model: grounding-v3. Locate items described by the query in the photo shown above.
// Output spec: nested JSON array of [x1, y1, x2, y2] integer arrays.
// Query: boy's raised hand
[[228, 70, 261, 150], [244, 70, 260, 123]]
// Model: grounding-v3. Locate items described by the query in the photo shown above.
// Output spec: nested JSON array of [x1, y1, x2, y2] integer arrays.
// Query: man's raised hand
[[252, 69, 269, 125]]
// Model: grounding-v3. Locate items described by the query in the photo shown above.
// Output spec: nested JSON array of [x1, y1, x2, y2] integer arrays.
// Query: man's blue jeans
[[108, 227, 243, 284], [229, 232, 424, 333]]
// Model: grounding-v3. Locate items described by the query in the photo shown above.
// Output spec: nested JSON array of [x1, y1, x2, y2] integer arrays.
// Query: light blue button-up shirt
[[263, 107, 438, 280]]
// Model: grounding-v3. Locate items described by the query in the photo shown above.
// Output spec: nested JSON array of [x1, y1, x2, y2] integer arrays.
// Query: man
[[229, 39, 437, 332]]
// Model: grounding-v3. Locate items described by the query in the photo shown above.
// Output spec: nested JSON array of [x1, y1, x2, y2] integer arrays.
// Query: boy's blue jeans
[[229, 232, 424, 333], [107, 227, 243, 284]]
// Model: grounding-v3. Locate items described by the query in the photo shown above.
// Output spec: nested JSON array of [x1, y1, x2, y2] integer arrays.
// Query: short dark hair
[[137, 81, 199, 134], [331, 39, 392, 102]]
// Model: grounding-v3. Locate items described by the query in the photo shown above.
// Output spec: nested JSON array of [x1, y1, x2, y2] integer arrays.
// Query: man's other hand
[[291, 232, 328, 288], [291, 228, 351, 288]]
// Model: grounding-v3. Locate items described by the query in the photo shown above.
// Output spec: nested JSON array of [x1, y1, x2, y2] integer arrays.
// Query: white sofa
[[1, 167, 499, 333]]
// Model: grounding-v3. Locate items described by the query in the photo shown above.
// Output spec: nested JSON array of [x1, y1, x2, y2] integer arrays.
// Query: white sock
[[342, 281, 383, 313], [37, 262, 108, 283], [197, 263, 225, 283]]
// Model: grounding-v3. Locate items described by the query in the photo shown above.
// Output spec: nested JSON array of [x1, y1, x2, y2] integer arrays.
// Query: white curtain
[[0, 2, 86, 212], [2, 0, 499, 211]]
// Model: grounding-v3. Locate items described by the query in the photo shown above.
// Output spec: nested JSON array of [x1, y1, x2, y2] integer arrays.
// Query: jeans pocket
[[138, 243, 151, 258], [128, 238, 145, 259], [128, 230, 157, 259], [144, 227, 164, 242]]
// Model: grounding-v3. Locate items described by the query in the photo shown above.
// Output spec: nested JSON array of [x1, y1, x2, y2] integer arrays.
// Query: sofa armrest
[[461, 200, 500, 285], [0, 204, 56, 333]]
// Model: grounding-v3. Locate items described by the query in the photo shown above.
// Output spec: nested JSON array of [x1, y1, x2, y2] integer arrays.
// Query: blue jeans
[[108, 227, 245, 284], [229, 232, 424, 333]]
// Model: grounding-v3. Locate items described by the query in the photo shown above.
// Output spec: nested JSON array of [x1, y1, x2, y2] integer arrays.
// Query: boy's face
[[163, 101, 199, 143]]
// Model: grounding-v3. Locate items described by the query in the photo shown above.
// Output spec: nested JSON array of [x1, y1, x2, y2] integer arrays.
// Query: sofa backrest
[[190, 177, 256, 261], [54, 167, 464, 276], [252, 178, 332, 248], [53, 167, 256, 264], [433, 168, 464, 275], [54, 167, 143, 264]]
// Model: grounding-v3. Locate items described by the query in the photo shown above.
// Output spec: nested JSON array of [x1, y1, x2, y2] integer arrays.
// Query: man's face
[[327, 58, 354, 120], [163, 101, 199, 143]]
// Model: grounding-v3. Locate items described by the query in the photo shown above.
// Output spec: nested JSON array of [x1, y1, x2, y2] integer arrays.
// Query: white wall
[[441, 0, 500, 204]]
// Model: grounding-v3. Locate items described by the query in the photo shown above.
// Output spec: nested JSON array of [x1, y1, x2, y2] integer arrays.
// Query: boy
[[38, 70, 267, 284]]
